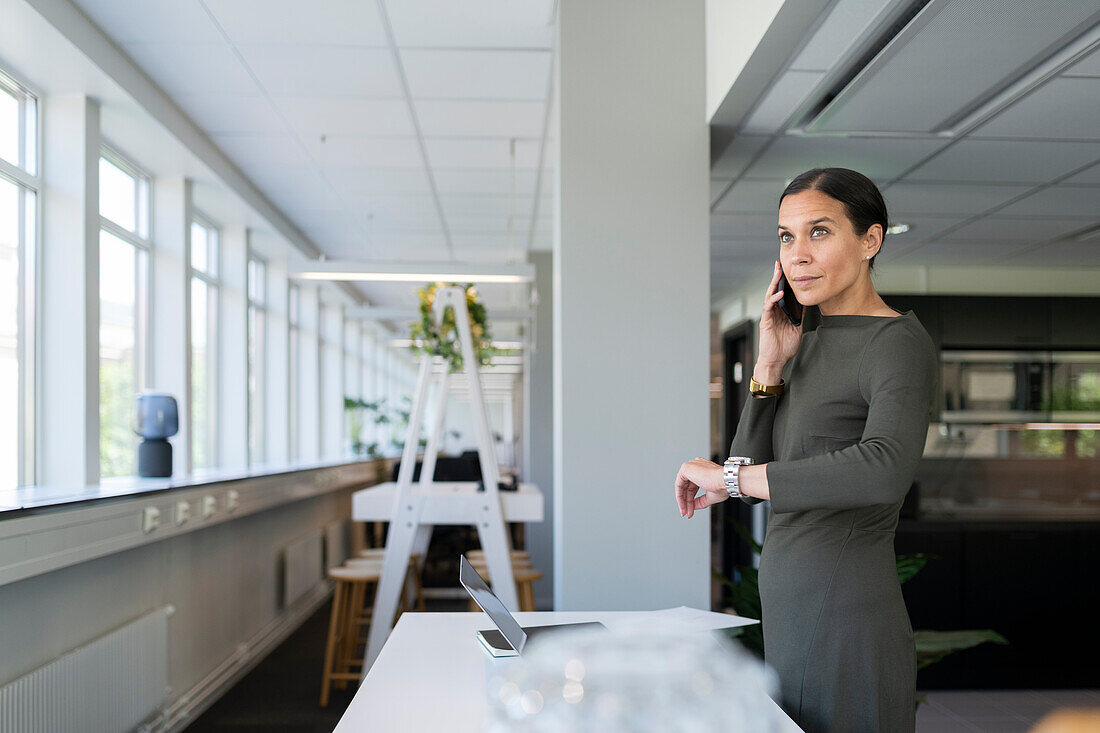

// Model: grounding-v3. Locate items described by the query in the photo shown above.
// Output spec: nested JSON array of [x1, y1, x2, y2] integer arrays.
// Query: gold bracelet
[[749, 377, 785, 397]]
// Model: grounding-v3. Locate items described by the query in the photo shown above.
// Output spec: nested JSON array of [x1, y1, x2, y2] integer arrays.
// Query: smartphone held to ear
[[777, 267, 803, 326]]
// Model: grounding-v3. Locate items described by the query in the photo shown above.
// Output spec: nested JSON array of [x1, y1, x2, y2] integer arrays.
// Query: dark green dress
[[729, 306, 936, 733]]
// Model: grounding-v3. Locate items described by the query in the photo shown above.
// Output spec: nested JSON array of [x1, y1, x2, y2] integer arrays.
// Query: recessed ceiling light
[[886, 223, 910, 235]]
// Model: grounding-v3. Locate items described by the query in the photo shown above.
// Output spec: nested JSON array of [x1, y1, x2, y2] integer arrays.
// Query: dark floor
[[184, 598, 356, 733]]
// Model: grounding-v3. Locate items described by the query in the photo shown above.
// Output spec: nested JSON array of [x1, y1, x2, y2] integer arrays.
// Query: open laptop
[[459, 555, 606, 657]]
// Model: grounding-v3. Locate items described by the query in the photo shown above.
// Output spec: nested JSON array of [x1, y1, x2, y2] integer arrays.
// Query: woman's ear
[[863, 223, 883, 259]]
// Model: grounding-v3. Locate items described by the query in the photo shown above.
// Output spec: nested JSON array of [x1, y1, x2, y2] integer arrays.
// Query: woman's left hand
[[674, 458, 726, 519]]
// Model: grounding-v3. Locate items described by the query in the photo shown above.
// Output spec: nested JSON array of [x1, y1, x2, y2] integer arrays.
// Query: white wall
[[554, 0, 711, 611]]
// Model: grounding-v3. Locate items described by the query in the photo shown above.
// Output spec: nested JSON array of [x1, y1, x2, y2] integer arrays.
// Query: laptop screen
[[459, 555, 527, 654]]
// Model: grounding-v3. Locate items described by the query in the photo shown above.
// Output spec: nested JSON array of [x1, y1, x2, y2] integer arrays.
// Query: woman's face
[[776, 189, 881, 308]]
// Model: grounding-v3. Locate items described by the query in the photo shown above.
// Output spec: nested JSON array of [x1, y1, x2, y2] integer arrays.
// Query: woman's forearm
[[739, 463, 771, 501]]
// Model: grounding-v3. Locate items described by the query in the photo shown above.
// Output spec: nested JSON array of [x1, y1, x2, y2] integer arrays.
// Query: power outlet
[[226, 489, 240, 513], [201, 495, 217, 519], [143, 507, 161, 533], [175, 500, 191, 526]]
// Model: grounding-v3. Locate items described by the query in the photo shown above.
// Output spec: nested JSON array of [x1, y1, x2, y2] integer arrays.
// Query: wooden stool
[[466, 559, 542, 612], [350, 551, 426, 612], [320, 562, 382, 706]]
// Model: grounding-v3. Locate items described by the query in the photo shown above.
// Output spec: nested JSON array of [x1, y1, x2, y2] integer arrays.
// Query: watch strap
[[749, 377, 785, 396]]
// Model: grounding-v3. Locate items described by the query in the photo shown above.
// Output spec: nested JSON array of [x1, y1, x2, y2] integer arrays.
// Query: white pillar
[[150, 177, 191, 477], [554, 1, 711, 610], [40, 95, 99, 486]]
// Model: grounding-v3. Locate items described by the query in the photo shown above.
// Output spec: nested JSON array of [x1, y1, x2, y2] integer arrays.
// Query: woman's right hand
[[756, 260, 803, 383]]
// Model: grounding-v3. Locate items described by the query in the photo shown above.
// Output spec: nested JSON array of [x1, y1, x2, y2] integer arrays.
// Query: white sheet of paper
[[612, 606, 759, 633]]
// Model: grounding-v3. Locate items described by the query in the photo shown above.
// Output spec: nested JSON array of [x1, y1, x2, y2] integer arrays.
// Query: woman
[[674, 168, 936, 733]]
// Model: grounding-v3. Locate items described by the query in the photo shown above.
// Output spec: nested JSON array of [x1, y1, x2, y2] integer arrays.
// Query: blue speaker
[[134, 393, 179, 477]]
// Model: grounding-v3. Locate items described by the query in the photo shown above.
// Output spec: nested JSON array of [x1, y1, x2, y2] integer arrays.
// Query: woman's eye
[[812, 227, 828, 237], [779, 232, 792, 243]]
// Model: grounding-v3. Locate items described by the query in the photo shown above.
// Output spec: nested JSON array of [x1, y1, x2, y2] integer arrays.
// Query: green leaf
[[896, 553, 934, 585], [914, 629, 1008, 670]]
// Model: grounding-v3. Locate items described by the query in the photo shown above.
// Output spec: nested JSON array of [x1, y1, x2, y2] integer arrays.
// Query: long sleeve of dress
[[728, 395, 780, 506], [765, 321, 936, 514]]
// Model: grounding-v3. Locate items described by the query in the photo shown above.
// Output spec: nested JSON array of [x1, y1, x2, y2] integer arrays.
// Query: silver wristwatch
[[723, 456, 754, 499]]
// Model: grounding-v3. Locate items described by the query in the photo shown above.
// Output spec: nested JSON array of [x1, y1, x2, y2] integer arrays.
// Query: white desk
[[351, 481, 544, 524], [333, 611, 802, 732]]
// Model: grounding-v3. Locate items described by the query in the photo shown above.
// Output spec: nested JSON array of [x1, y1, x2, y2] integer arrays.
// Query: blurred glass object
[[483, 623, 785, 732]]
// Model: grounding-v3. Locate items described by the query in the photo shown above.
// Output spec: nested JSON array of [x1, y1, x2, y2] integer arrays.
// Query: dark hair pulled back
[[780, 168, 888, 270]]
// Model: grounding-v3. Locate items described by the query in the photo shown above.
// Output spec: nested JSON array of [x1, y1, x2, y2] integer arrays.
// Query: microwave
[[940, 350, 1100, 423]]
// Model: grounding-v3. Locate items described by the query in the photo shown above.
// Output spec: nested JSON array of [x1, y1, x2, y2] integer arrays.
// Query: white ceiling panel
[[879, 216, 963, 244], [892, 240, 1034, 265], [943, 216, 1089, 243], [210, 133, 314, 174], [433, 169, 540, 196], [238, 45, 402, 97], [401, 49, 550, 100], [414, 100, 545, 138], [742, 71, 824, 134], [805, 0, 1100, 133], [302, 136, 425, 168], [323, 167, 433, 197], [1007, 241, 1100, 266], [788, 0, 897, 72], [448, 215, 547, 235], [173, 93, 284, 134], [973, 78, 1100, 141], [204, 0, 386, 45], [276, 98, 414, 138], [711, 213, 783, 239], [993, 186, 1100, 218], [74, 0, 223, 44], [713, 179, 785, 213], [123, 42, 259, 95], [742, 135, 947, 181], [385, 1, 554, 49], [1066, 47, 1100, 77], [442, 195, 536, 219], [425, 138, 541, 169], [710, 179, 732, 206], [905, 139, 1100, 184], [711, 135, 769, 178], [882, 182, 1031, 216], [1064, 163, 1100, 185]]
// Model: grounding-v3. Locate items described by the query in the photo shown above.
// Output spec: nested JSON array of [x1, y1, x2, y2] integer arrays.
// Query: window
[[247, 256, 266, 465], [288, 283, 300, 462], [190, 216, 220, 471], [98, 150, 150, 477], [0, 70, 37, 489]]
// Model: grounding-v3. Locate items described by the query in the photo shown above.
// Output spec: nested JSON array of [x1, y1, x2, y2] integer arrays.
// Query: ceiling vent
[[797, 0, 1100, 136]]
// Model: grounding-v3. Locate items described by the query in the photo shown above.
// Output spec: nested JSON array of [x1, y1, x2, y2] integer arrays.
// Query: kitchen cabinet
[[940, 296, 1051, 348], [1050, 297, 1100, 349]]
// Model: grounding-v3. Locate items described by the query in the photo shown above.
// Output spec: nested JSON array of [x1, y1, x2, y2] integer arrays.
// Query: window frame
[[0, 66, 40, 488], [98, 144, 153, 430], [246, 251, 267, 466], [188, 211, 221, 471]]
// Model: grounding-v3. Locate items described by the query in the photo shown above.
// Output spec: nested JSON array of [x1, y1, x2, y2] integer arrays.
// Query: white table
[[351, 481, 544, 524], [333, 611, 802, 732]]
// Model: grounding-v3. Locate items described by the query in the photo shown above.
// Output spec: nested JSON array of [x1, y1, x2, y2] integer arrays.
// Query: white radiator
[[0, 606, 170, 733]]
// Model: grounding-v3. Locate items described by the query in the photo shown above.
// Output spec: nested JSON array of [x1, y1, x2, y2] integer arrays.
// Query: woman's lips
[[791, 276, 820, 286]]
